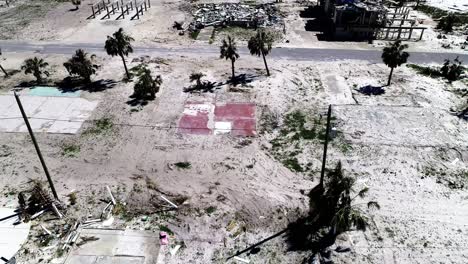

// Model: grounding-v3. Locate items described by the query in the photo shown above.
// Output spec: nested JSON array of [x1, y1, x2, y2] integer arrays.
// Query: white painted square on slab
[[214, 122, 231, 135]]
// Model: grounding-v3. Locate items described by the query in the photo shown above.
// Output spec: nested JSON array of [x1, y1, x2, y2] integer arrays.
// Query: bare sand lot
[[0, 0, 467, 263]]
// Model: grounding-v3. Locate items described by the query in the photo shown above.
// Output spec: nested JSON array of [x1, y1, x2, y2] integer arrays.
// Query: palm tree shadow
[[227, 73, 260, 86], [126, 96, 152, 107], [55, 77, 117, 92], [356, 85, 386, 96], [183, 81, 223, 93], [15, 80, 38, 88]]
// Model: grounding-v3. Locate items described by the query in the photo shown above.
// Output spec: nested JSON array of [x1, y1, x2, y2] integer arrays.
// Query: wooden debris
[[233, 256, 250, 263], [106, 186, 116, 205], [160, 195, 178, 209]]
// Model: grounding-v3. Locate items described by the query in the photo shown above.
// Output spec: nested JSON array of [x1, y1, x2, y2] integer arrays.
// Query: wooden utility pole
[[14, 92, 58, 200], [319, 105, 332, 188]]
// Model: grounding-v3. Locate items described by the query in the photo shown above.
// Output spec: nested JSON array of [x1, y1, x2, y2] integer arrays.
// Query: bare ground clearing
[[0, 50, 467, 263]]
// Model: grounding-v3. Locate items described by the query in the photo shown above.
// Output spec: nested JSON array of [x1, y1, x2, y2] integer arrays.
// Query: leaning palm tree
[[248, 30, 274, 76], [105, 28, 134, 80], [21, 57, 50, 83], [382, 40, 409, 86], [0, 48, 8, 77], [189, 72, 205, 89], [220, 36, 240, 80]]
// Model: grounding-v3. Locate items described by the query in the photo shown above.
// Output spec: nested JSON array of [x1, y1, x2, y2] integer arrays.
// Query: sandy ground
[[0, 47, 467, 263], [0, 0, 468, 263], [427, 0, 468, 12]]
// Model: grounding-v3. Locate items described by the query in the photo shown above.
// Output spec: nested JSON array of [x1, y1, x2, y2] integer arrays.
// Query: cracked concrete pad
[[65, 229, 159, 264], [334, 105, 468, 147], [0, 95, 98, 134]]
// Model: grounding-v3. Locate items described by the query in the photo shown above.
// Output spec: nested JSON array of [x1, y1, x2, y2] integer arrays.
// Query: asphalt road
[[1, 41, 467, 64]]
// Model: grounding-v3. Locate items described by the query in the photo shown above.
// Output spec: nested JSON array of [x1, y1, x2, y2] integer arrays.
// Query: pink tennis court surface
[[178, 102, 256, 136]]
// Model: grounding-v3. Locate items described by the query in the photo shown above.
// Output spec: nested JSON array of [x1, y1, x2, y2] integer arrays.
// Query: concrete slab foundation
[[178, 101, 256, 136], [65, 229, 159, 264], [0, 95, 98, 134]]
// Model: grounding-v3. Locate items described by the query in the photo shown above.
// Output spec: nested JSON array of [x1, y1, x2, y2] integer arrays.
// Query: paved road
[[1, 41, 467, 63]]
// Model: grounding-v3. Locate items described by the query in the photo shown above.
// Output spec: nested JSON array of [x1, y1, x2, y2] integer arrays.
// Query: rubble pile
[[190, 3, 283, 31]]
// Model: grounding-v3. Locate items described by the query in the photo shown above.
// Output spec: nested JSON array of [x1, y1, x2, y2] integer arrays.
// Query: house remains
[[189, 3, 283, 31], [319, 0, 426, 41]]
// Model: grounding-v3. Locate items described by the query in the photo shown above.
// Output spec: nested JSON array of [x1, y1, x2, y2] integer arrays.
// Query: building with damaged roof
[[320, 0, 388, 39]]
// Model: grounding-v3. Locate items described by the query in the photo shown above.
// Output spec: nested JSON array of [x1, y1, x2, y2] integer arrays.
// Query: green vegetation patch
[[270, 110, 330, 174], [83, 117, 114, 135], [407, 64, 443, 78], [174, 162, 191, 169], [62, 143, 80, 157]]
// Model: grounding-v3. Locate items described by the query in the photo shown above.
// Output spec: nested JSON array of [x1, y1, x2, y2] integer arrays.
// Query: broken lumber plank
[[160, 195, 178, 209], [106, 186, 116, 205]]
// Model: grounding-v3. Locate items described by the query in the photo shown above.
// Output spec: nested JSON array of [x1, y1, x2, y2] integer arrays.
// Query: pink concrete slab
[[232, 119, 256, 137], [214, 103, 255, 120], [178, 115, 211, 135], [178, 101, 256, 136]]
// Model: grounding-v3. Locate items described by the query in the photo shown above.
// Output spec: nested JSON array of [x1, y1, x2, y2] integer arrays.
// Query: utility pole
[[319, 105, 332, 188], [14, 92, 59, 200]]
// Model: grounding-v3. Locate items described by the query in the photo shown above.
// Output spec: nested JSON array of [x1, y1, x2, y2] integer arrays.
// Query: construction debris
[[15, 182, 65, 223], [189, 3, 283, 31], [160, 195, 178, 209]]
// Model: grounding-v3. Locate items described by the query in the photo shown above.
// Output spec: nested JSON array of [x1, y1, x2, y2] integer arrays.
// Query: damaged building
[[319, 0, 426, 41], [320, 0, 388, 39], [189, 3, 283, 31]]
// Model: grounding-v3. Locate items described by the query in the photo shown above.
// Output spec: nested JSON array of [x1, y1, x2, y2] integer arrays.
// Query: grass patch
[[67, 192, 77, 205], [190, 30, 200, 40], [83, 118, 114, 135], [283, 157, 303, 172], [112, 202, 132, 221], [407, 64, 443, 78], [159, 225, 174, 235], [62, 143, 80, 157], [205, 206, 217, 215], [174, 162, 191, 169], [270, 110, 331, 174]]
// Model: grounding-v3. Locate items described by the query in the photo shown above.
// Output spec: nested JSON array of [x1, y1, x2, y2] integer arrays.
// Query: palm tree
[[63, 49, 99, 83], [248, 30, 274, 76], [0, 48, 8, 77], [21, 57, 50, 83], [105, 28, 134, 80], [322, 162, 380, 236], [71, 0, 81, 10], [220, 36, 239, 80], [189, 72, 205, 89], [441, 56, 463, 82], [382, 40, 409, 86], [134, 67, 162, 99]]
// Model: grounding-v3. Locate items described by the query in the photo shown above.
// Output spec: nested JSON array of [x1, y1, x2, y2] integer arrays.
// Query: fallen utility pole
[[14, 92, 58, 200], [319, 105, 332, 188]]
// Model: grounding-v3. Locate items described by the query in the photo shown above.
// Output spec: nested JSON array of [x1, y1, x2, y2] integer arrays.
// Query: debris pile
[[13, 182, 65, 223], [189, 3, 283, 31]]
